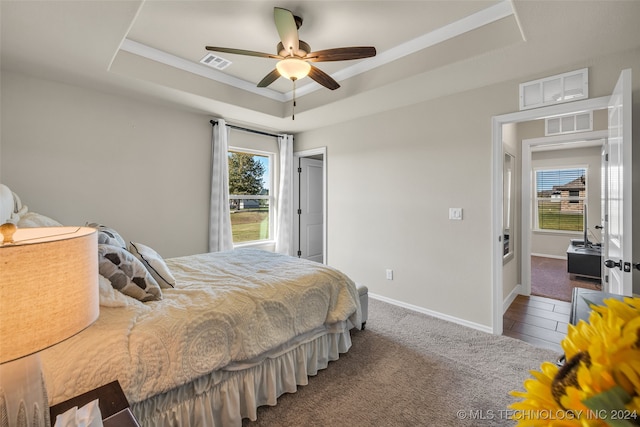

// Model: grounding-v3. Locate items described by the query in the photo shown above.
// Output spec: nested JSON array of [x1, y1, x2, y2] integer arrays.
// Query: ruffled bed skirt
[[132, 324, 353, 427]]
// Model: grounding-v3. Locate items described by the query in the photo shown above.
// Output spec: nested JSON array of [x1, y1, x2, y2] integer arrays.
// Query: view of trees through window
[[535, 168, 586, 232], [228, 151, 270, 243]]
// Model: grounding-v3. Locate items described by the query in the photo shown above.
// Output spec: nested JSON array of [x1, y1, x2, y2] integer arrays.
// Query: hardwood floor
[[503, 294, 570, 354]]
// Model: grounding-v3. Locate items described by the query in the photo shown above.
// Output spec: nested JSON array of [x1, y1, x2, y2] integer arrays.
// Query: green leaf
[[582, 386, 638, 427]]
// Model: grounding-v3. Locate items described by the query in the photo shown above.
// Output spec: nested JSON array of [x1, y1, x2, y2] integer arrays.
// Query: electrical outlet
[[385, 269, 393, 280]]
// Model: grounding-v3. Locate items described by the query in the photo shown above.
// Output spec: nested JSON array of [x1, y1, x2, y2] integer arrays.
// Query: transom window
[[228, 149, 274, 244], [534, 167, 587, 232]]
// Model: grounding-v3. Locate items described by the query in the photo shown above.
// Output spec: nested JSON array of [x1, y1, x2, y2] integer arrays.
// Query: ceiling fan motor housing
[[277, 40, 310, 58], [293, 15, 303, 29]]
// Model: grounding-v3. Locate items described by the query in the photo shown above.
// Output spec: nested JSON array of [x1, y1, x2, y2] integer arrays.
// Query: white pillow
[[0, 184, 14, 224], [98, 275, 143, 307], [87, 223, 127, 249], [17, 212, 63, 228], [128, 242, 176, 289], [98, 244, 162, 302]]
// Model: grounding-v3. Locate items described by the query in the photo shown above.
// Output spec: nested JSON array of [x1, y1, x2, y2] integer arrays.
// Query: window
[[519, 68, 588, 110], [545, 111, 593, 136], [535, 167, 587, 232], [228, 149, 273, 244]]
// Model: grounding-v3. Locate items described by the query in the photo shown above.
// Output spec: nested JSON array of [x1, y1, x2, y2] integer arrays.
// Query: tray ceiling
[[2, 1, 640, 132]]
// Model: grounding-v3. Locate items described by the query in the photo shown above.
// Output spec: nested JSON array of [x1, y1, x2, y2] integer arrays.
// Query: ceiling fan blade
[[205, 46, 281, 60], [305, 47, 377, 62], [257, 69, 281, 88], [274, 7, 299, 56], [308, 65, 340, 90]]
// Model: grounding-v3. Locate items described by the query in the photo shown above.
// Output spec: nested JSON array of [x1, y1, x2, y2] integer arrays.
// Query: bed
[[0, 184, 364, 426]]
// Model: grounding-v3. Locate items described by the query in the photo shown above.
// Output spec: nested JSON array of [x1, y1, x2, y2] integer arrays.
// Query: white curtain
[[275, 134, 294, 255], [209, 119, 233, 252]]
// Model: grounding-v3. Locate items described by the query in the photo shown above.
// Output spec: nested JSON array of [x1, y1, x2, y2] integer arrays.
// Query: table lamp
[[0, 225, 99, 427]]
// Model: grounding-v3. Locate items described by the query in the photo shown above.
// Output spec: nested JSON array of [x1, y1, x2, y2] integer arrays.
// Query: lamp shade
[[276, 58, 311, 81], [0, 226, 99, 364]]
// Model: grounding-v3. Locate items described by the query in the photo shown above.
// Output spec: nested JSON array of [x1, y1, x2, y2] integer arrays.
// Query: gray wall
[[294, 47, 640, 323], [1, 71, 213, 258], [2, 46, 640, 329]]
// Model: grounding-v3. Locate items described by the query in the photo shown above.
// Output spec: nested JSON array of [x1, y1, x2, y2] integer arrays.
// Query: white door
[[297, 158, 324, 263], [601, 142, 608, 286], [603, 69, 632, 296]]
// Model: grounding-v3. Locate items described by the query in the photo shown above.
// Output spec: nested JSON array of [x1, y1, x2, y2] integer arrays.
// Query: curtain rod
[[209, 120, 282, 138]]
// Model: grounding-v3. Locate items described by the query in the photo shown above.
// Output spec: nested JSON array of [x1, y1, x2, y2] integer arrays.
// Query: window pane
[[537, 200, 583, 231], [228, 150, 271, 243], [561, 115, 575, 132], [576, 112, 591, 131], [547, 118, 560, 134], [543, 78, 561, 103], [230, 198, 270, 242], [523, 82, 541, 107], [228, 152, 269, 196], [536, 168, 586, 232]]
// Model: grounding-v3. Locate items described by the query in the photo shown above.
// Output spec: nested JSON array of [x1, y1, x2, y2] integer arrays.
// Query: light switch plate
[[449, 208, 463, 220]]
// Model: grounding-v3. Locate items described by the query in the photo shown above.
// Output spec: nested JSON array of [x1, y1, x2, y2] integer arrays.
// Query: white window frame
[[228, 146, 275, 247], [519, 68, 589, 110], [533, 165, 588, 233], [545, 111, 593, 136]]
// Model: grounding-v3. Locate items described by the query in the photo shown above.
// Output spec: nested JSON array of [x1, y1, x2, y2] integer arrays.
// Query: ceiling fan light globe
[[276, 58, 311, 81]]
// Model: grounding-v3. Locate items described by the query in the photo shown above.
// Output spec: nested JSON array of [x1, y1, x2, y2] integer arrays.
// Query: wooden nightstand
[[49, 380, 140, 426]]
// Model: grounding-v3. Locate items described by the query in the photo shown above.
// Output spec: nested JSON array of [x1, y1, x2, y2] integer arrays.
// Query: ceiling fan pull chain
[[292, 79, 296, 120]]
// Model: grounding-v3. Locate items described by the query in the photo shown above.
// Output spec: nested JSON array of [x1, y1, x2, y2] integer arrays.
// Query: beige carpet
[[244, 299, 560, 427]]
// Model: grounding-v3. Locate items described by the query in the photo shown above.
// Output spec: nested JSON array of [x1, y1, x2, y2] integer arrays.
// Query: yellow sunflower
[[510, 296, 640, 426]]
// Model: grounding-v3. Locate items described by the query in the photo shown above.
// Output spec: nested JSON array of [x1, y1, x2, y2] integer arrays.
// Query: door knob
[[604, 259, 622, 270], [595, 225, 604, 230]]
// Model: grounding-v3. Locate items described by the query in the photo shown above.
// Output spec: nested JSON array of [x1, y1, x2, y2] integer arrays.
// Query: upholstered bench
[[357, 284, 368, 330]]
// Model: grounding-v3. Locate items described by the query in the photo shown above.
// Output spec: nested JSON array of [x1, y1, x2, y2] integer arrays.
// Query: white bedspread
[[41, 249, 360, 405]]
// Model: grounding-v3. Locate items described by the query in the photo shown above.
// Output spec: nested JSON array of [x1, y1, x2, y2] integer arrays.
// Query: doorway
[[492, 95, 611, 335], [522, 132, 607, 301], [293, 147, 327, 263], [495, 69, 632, 341]]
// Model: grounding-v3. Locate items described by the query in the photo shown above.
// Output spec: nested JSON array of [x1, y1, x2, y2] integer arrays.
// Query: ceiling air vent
[[200, 53, 232, 70]]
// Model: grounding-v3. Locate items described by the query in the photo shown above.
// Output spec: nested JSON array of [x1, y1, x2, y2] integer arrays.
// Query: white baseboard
[[531, 253, 567, 260], [503, 284, 523, 314], [368, 292, 493, 334]]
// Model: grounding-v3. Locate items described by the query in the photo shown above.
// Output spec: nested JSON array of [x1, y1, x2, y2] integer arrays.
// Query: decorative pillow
[[17, 212, 63, 228], [98, 274, 144, 308], [128, 242, 176, 289], [97, 244, 162, 302], [87, 223, 126, 249]]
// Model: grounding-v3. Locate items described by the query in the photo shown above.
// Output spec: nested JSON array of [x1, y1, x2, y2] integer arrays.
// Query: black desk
[[566, 244, 602, 279]]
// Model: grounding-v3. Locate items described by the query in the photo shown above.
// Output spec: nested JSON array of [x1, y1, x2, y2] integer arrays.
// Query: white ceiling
[[2, 1, 640, 133]]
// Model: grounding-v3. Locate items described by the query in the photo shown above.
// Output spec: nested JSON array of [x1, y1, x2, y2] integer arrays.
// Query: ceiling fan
[[205, 7, 377, 91]]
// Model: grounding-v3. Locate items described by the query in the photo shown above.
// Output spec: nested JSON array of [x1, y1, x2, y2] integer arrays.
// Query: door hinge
[[605, 153, 609, 161], [298, 167, 302, 173], [297, 208, 302, 215], [297, 250, 302, 257]]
